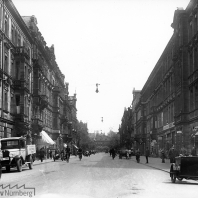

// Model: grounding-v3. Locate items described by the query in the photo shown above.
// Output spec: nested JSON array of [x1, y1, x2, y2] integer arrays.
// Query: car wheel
[[28, 156, 33, 170], [6, 166, 10, 172], [171, 172, 176, 183], [16, 159, 22, 172]]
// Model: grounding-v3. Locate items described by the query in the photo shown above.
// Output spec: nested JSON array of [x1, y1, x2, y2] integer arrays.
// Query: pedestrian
[[191, 147, 197, 156], [109, 148, 112, 156], [128, 149, 132, 159], [125, 149, 129, 159], [168, 146, 176, 163], [145, 147, 150, 163], [49, 150, 52, 159], [161, 149, 166, 163], [48, 149, 50, 159], [135, 149, 140, 163], [40, 147, 45, 162]]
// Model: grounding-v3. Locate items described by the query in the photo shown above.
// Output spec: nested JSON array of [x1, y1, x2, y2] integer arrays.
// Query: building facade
[[0, 0, 80, 152], [0, 0, 34, 143], [120, 0, 198, 155]]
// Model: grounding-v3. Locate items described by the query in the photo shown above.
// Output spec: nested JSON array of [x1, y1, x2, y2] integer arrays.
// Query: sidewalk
[[132, 157, 171, 173], [33, 155, 77, 166]]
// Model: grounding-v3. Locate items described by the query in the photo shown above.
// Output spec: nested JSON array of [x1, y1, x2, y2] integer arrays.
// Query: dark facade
[[120, 0, 198, 155], [119, 107, 133, 149], [0, 0, 82, 151], [0, 0, 34, 143]]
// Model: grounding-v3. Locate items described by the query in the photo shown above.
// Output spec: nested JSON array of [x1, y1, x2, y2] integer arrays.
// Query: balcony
[[12, 80, 30, 91], [53, 86, 61, 93], [33, 57, 44, 72], [40, 95, 48, 110], [14, 46, 30, 60], [32, 118, 44, 132], [60, 115, 68, 125], [33, 94, 48, 110], [51, 132, 60, 140]]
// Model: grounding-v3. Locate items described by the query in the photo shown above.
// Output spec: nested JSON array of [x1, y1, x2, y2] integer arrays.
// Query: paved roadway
[[0, 153, 198, 198]]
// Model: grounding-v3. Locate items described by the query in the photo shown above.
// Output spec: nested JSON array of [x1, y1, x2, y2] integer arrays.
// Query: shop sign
[[163, 122, 175, 131], [177, 131, 182, 134], [163, 124, 169, 130]]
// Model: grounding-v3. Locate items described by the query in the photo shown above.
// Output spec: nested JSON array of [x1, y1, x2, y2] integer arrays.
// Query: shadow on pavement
[[163, 181, 198, 185]]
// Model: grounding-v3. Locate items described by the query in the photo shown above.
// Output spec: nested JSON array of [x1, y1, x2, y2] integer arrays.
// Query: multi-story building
[[121, 0, 198, 155], [119, 107, 133, 149], [95, 132, 110, 152], [0, 0, 79, 152], [0, 0, 33, 144]]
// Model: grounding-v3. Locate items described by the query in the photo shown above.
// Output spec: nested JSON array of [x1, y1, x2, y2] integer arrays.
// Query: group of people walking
[[109, 145, 198, 164], [109, 147, 150, 163]]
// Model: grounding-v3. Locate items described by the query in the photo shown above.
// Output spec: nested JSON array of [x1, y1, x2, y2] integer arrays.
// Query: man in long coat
[[168, 146, 176, 163]]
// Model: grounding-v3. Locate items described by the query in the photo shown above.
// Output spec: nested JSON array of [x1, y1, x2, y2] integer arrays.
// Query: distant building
[[95, 133, 110, 151]]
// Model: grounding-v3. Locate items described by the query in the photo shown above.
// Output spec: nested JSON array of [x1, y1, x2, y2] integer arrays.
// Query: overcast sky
[[12, 0, 190, 134]]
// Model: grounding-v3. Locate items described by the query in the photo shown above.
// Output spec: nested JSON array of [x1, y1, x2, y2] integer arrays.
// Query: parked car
[[0, 137, 36, 172]]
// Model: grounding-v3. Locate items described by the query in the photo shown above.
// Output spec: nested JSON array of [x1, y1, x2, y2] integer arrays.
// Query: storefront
[[158, 122, 175, 153]]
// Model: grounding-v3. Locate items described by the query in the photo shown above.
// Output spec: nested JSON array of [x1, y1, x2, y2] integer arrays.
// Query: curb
[[131, 159, 170, 173], [33, 155, 77, 166]]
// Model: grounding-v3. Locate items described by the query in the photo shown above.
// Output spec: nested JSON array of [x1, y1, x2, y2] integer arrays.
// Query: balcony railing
[[32, 118, 44, 128], [14, 46, 30, 59], [12, 80, 30, 91]]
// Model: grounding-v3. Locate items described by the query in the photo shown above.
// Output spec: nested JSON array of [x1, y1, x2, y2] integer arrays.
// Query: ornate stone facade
[[0, 0, 79, 151]]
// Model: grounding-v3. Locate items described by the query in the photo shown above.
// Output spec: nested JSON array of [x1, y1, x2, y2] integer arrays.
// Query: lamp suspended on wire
[[101, 117, 103, 122], [96, 83, 100, 93]]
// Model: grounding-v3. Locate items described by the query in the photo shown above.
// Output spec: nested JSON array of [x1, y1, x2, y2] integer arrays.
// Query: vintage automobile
[[170, 156, 198, 183], [0, 148, 2, 179], [0, 137, 36, 172], [118, 149, 128, 159]]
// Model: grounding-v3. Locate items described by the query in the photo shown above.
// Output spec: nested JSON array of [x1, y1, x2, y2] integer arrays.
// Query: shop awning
[[41, 131, 55, 145]]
